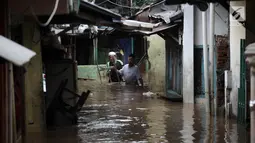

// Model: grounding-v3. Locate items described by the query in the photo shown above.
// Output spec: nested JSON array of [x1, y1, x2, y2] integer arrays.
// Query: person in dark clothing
[[107, 52, 123, 82]]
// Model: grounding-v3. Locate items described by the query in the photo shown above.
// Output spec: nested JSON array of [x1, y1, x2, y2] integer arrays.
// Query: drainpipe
[[93, 38, 97, 65], [131, 37, 134, 54], [250, 66, 255, 143], [245, 43, 255, 143], [93, 37, 102, 84], [209, 3, 216, 115], [8, 63, 14, 143], [7, 7, 14, 143], [202, 11, 210, 114]]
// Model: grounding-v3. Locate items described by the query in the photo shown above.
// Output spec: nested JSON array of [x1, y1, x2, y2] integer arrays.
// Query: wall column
[[22, 20, 45, 142], [245, 43, 255, 143], [183, 4, 194, 103], [229, 1, 246, 117]]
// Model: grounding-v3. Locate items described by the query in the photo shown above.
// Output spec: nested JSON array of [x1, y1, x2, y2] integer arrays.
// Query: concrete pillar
[[183, 4, 194, 103], [229, 1, 246, 116], [22, 20, 45, 142], [245, 43, 255, 143]]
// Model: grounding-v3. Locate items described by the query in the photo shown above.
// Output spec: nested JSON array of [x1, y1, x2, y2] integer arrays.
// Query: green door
[[237, 39, 247, 125]]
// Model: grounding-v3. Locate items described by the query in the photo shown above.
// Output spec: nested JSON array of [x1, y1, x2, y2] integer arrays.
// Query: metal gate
[[238, 39, 247, 125]]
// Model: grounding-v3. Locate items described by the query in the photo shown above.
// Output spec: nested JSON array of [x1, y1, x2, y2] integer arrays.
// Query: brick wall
[[216, 35, 229, 106]]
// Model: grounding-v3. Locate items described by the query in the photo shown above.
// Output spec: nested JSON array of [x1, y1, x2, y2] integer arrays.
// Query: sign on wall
[[230, 6, 246, 27]]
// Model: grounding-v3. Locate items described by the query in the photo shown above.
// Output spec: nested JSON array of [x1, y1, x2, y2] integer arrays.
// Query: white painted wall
[[229, 1, 246, 117], [193, 3, 229, 104], [194, 4, 229, 45], [181, 3, 228, 103], [183, 4, 194, 103]]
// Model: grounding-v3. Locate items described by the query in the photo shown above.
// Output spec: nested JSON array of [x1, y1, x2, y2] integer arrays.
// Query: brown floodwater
[[45, 80, 250, 143]]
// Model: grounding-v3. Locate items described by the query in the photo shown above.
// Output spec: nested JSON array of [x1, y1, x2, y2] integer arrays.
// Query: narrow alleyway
[[45, 81, 249, 143]]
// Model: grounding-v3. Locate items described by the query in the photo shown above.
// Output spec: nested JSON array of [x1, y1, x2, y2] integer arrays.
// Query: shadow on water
[[45, 80, 250, 143]]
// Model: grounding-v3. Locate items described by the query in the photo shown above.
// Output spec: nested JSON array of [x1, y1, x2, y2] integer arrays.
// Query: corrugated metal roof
[[80, 0, 121, 19], [132, 24, 177, 35], [121, 20, 161, 29], [132, 1, 183, 24]]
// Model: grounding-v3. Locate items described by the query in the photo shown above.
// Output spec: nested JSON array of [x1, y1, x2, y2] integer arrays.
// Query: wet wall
[[22, 21, 45, 142], [147, 35, 165, 94]]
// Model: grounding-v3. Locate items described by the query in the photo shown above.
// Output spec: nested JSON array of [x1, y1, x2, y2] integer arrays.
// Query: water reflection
[[43, 80, 249, 143], [145, 99, 168, 142], [180, 104, 195, 143]]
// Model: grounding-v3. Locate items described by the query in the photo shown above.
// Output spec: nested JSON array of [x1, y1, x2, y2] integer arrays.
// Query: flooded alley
[[46, 81, 250, 143]]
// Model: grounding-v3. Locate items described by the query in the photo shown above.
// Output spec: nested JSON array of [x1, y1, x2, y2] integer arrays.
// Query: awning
[[131, 24, 178, 36], [39, 0, 122, 25], [117, 20, 162, 31], [131, 1, 183, 24], [79, 0, 121, 20]]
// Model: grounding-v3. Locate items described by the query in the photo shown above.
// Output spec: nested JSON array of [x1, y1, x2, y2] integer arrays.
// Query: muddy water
[[46, 81, 250, 143]]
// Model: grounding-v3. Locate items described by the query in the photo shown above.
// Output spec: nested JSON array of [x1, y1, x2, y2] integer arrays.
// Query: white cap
[[108, 52, 116, 56]]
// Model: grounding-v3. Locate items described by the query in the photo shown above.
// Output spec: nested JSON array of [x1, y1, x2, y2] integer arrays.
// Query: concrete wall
[[193, 4, 229, 103], [183, 4, 195, 103], [22, 20, 45, 142], [229, 1, 246, 117], [78, 64, 108, 80], [147, 34, 165, 93], [194, 4, 229, 45]]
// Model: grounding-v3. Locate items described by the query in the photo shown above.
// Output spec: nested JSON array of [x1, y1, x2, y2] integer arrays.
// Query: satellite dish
[[0, 35, 36, 66]]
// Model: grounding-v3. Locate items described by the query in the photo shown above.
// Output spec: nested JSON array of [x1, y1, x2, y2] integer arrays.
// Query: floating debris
[[136, 108, 148, 111], [141, 124, 147, 127], [142, 91, 155, 97]]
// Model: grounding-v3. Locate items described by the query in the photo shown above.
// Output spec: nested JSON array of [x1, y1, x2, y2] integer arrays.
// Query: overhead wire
[[30, 0, 60, 27], [101, 0, 141, 9], [98, 0, 108, 5]]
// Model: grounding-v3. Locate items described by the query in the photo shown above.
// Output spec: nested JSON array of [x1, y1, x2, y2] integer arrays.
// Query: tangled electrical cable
[[30, 0, 60, 27]]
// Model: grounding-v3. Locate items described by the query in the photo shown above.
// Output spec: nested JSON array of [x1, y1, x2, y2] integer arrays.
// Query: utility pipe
[[202, 11, 210, 114], [8, 63, 14, 143], [250, 66, 255, 143], [245, 43, 255, 143], [131, 37, 134, 54], [93, 38, 102, 84], [209, 3, 216, 115]]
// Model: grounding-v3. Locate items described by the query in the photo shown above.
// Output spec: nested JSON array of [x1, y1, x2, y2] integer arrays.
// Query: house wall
[[194, 4, 229, 46], [193, 4, 229, 103], [229, 1, 246, 117], [147, 34, 165, 94], [183, 4, 195, 103], [22, 20, 45, 142]]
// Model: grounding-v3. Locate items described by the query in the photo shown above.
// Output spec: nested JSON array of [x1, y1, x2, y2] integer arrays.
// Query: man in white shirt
[[118, 54, 143, 86]]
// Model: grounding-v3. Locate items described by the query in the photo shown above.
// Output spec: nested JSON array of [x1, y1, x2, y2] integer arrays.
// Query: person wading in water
[[117, 54, 143, 87], [107, 52, 123, 83]]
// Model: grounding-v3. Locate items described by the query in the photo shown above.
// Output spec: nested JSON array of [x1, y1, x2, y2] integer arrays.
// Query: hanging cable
[[98, 0, 108, 5], [30, 0, 60, 27], [105, 0, 141, 9]]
